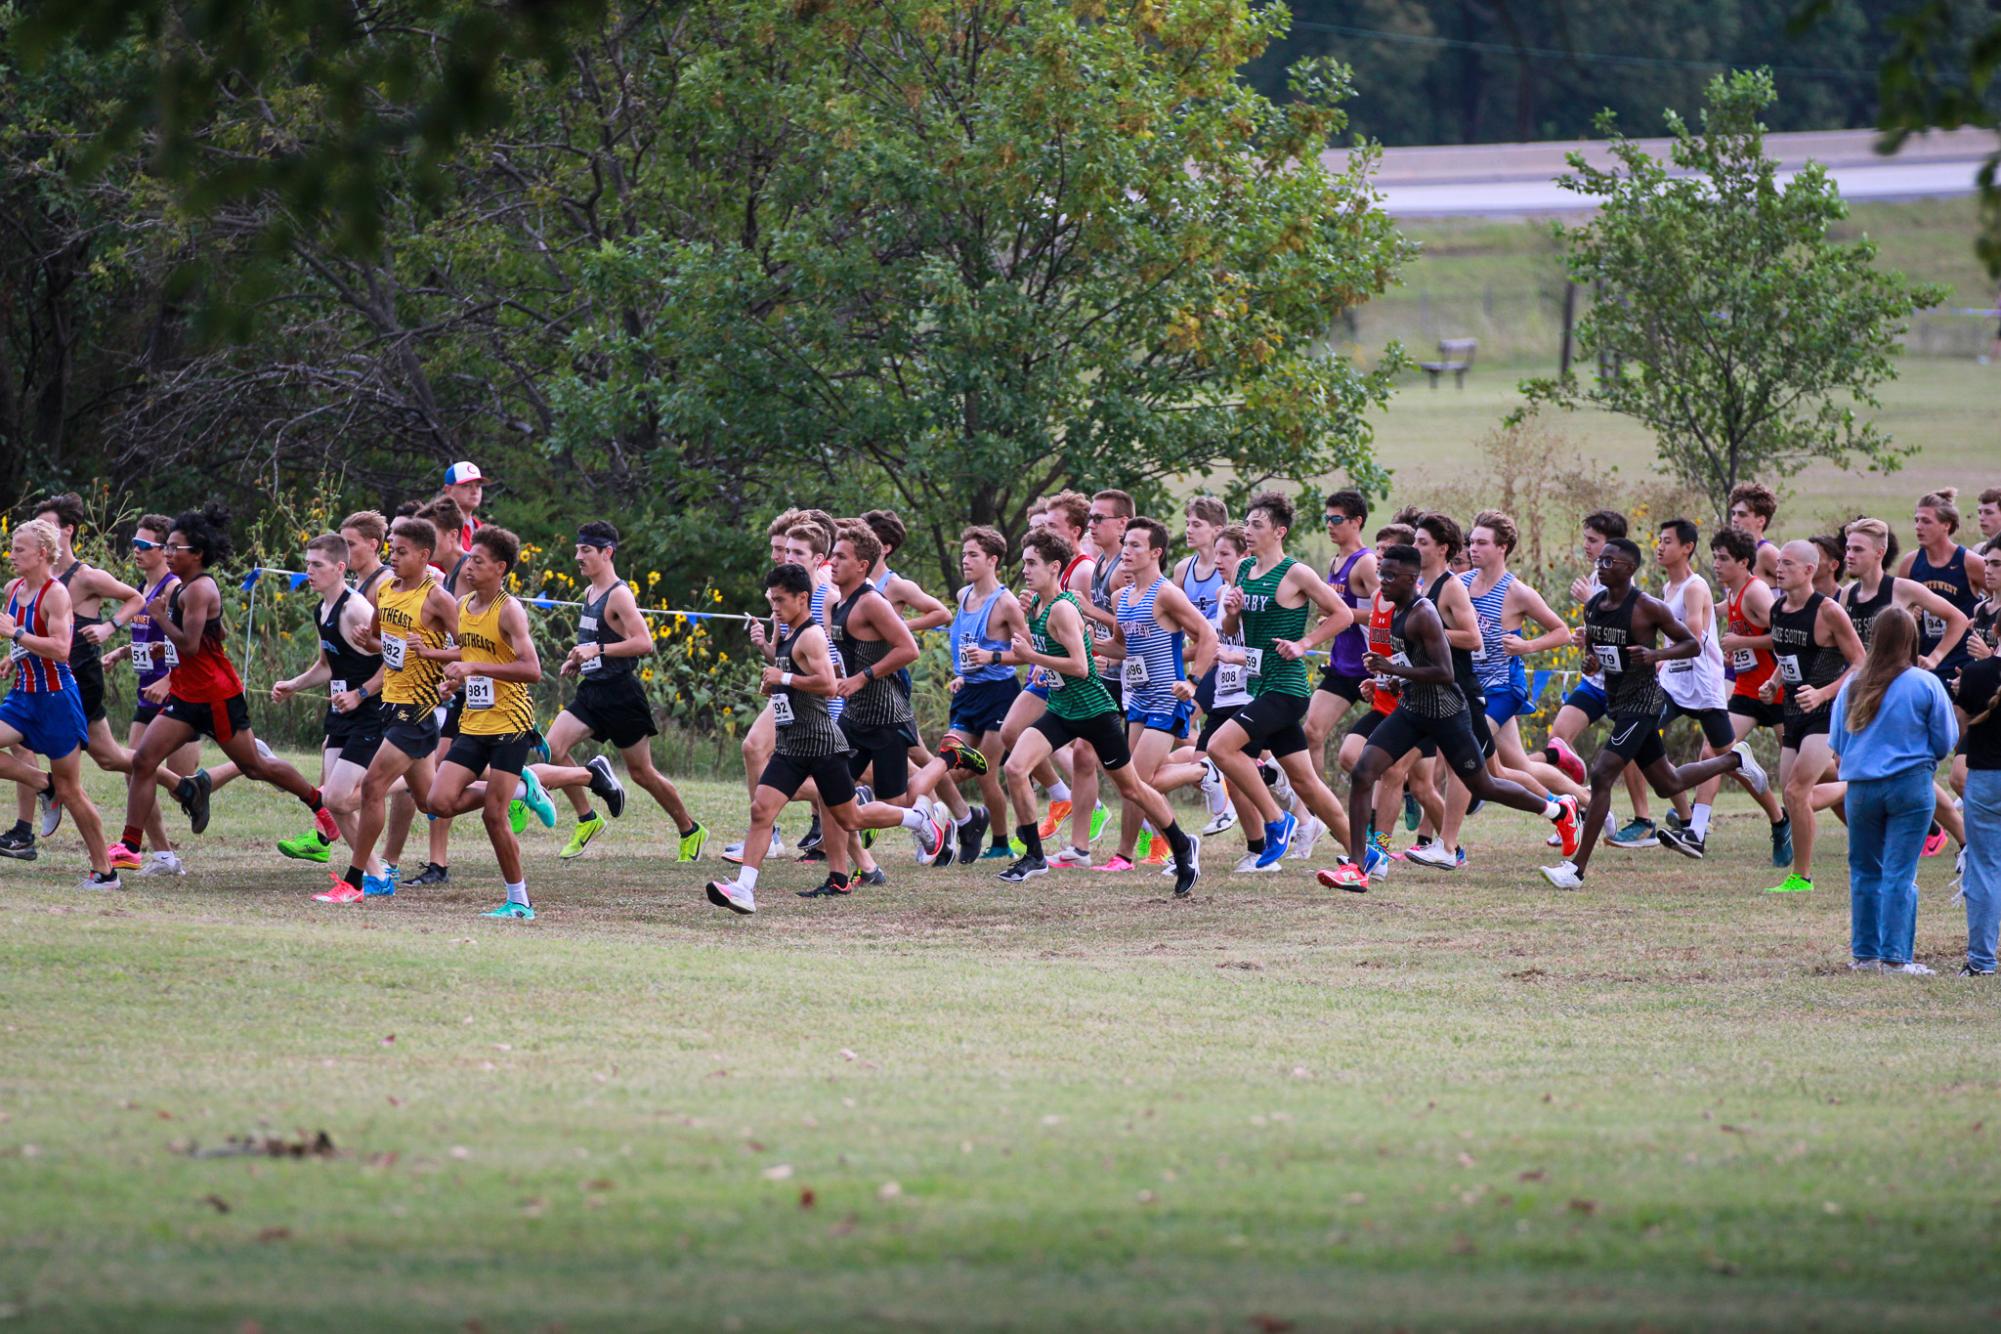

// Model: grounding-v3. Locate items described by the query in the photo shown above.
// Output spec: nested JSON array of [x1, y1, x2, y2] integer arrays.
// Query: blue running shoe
[[519, 767, 558, 828], [1362, 842, 1390, 878], [1771, 815, 1794, 868], [1255, 812, 1297, 868], [362, 871, 396, 897]]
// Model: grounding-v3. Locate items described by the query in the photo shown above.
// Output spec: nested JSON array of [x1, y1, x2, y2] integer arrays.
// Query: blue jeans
[[1964, 770, 2001, 972], [1845, 767, 1935, 966]]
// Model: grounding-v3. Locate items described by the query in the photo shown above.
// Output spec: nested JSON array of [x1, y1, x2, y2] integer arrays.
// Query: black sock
[[1164, 821, 1192, 868], [1930, 820, 1943, 838], [343, 865, 364, 889], [307, 788, 324, 812], [1017, 823, 1043, 860], [1245, 837, 1265, 853], [678, 821, 697, 838], [580, 807, 597, 825], [6, 820, 28, 839], [314, 831, 331, 846]]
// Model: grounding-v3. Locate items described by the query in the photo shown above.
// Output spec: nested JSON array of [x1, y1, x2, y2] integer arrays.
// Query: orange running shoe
[[1037, 799, 1073, 841]]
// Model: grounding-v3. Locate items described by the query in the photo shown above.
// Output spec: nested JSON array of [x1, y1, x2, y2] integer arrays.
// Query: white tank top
[[1660, 572, 1727, 710]]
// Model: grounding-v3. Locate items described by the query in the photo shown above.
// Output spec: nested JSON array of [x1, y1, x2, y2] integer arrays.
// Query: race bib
[[329, 678, 348, 698], [772, 692, 797, 726], [1667, 658, 1692, 674], [1216, 661, 1247, 696], [464, 675, 495, 710], [1923, 611, 1946, 640], [1731, 646, 1757, 672], [381, 635, 407, 670], [1123, 655, 1150, 690], [7, 640, 27, 663], [1242, 647, 1265, 678], [1471, 617, 1496, 661], [959, 632, 979, 670], [1592, 644, 1623, 675], [162, 640, 179, 669], [1776, 653, 1804, 685], [1092, 620, 1112, 643], [131, 641, 153, 672], [581, 648, 604, 676]]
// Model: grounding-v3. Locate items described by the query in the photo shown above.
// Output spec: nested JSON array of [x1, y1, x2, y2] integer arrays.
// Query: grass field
[[3, 756, 1996, 1330]]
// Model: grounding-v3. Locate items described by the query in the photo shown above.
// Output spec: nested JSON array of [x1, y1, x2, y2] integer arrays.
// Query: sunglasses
[[1324, 513, 1351, 525], [131, 538, 162, 551], [1086, 514, 1115, 525]]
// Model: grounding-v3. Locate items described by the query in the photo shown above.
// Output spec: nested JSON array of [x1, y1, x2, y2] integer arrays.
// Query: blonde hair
[[12, 518, 60, 562], [1846, 517, 1891, 552], [1844, 606, 1918, 734]]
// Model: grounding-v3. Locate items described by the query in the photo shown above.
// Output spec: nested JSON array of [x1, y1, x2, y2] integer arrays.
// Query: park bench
[[1417, 337, 1477, 388]]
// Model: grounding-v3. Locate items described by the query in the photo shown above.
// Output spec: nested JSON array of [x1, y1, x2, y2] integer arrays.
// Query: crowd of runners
[[3, 469, 1998, 971]]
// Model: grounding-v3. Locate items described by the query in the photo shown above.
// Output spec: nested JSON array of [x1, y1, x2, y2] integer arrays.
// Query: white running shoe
[[1287, 814, 1326, 859], [1048, 846, 1093, 869], [1406, 839, 1459, 870], [1270, 766, 1296, 809], [138, 851, 187, 877], [1538, 860, 1584, 890], [1885, 961, 1935, 976], [1232, 852, 1279, 874], [1545, 830, 1563, 848], [704, 878, 757, 915], [77, 872, 122, 892], [1729, 741, 1769, 796], [1200, 807, 1238, 838], [37, 779, 62, 837], [1199, 757, 1226, 809]]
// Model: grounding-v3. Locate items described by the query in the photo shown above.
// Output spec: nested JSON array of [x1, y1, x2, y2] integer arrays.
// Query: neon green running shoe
[[508, 800, 530, 835], [519, 767, 558, 828], [1010, 835, 1027, 857], [482, 901, 536, 920], [677, 822, 710, 863], [277, 829, 331, 863], [1088, 802, 1109, 843], [560, 812, 608, 861], [1135, 828, 1154, 861], [1764, 872, 1814, 894]]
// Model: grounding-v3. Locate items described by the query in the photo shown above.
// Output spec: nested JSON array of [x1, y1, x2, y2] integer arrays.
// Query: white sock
[[1691, 803, 1712, 839], [1047, 780, 1071, 802], [1543, 797, 1564, 821], [901, 808, 929, 832], [955, 810, 976, 828], [506, 880, 529, 907], [738, 865, 760, 891], [513, 778, 529, 800]]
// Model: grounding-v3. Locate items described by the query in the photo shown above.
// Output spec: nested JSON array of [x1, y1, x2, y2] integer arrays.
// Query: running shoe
[[797, 877, 853, 898], [942, 739, 989, 776], [408, 862, 450, 887], [1950, 847, 1968, 905], [857, 867, 887, 886], [958, 808, 990, 864], [1539, 860, 1583, 890], [1606, 816, 1657, 849], [999, 853, 1048, 884], [1547, 736, 1587, 786], [1730, 741, 1769, 796], [1172, 834, 1201, 898], [1317, 859, 1368, 892], [1402, 791, 1420, 831], [1922, 826, 1947, 858], [1763, 872, 1814, 894], [798, 814, 824, 853], [1269, 765, 1296, 809], [311, 803, 340, 844], [796, 846, 827, 864], [36, 779, 62, 837], [1289, 814, 1327, 860], [176, 769, 213, 834], [509, 800, 529, 835], [1362, 841, 1391, 879], [1662, 807, 1687, 834], [1660, 826, 1706, 860], [561, 812, 608, 861], [1198, 757, 1227, 813], [0, 829, 35, 861], [1088, 802, 1110, 843], [1200, 807, 1238, 838], [1232, 852, 1280, 874], [1135, 828, 1154, 862], [277, 830, 331, 863], [1848, 959, 1882, 973], [78, 871, 122, 891], [721, 829, 784, 865], [1551, 795, 1582, 858], [1956, 962, 1994, 977], [1141, 834, 1172, 867], [1096, 855, 1135, 873], [518, 768, 558, 828], [1453, 846, 1467, 869], [678, 822, 710, 863], [1037, 800, 1073, 841], [981, 843, 1014, 860], [1406, 839, 1459, 870], [314, 876, 364, 904], [1770, 815, 1794, 868], [585, 756, 626, 818], [1255, 812, 1297, 868], [910, 811, 948, 864], [107, 843, 143, 871], [705, 879, 757, 914], [362, 871, 396, 897], [1048, 846, 1092, 869], [138, 851, 186, 877], [482, 902, 536, 920], [1886, 961, 1936, 975]]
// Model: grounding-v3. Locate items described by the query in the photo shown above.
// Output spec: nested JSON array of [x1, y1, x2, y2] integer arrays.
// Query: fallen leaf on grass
[[1569, 1198, 1600, 1215], [1449, 1234, 1477, 1255], [1247, 1316, 1294, 1333], [201, 1194, 231, 1214], [256, 1227, 291, 1242], [830, 1214, 858, 1237], [380, 1035, 395, 1046], [519, 1198, 546, 1218], [1518, 1169, 1548, 1183], [1719, 1124, 1747, 1136], [583, 1178, 615, 1192], [798, 1189, 816, 1209]]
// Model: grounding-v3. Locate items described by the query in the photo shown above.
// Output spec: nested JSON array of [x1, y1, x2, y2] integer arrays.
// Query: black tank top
[[575, 583, 634, 684], [1425, 572, 1480, 699], [1770, 591, 1844, 721], [316, 589, 385, 723], [831, 585, 912, 730], [1387, 598, 1465, 719], [1584, 586, 1665, 719], [57, 558, 103, 659], [443, 554, 469, 596], [772, 624, 847, 759], [1841, 577, 1896, 649]]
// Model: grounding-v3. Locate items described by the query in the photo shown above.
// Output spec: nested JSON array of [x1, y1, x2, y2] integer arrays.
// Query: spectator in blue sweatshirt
[[1831, 607, 1959, 975]]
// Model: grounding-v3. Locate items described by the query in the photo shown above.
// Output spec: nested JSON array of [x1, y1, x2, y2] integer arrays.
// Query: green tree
[[562, 0, 1411, 585], [1519, 69, 1946, 521]]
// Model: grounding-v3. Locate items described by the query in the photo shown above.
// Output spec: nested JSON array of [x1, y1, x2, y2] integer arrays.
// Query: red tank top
[[1726, 581, 1780, 701], [166, 576, 245, 703], [1367, 591, 1397, 714]]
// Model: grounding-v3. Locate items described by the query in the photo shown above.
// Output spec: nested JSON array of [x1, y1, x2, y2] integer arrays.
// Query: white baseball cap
[[443, 461, 488, 486]]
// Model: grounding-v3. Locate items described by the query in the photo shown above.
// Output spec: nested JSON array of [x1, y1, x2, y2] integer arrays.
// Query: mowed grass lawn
[[2, 754, 1996, 1330]]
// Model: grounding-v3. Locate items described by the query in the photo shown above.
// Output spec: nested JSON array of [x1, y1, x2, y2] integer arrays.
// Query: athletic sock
[[677, 821, 697, 838], [5, 819, 27, 839], [306, 788, 324, 812], [121, 826, 143, 851], [579, 807, 597, 824], [955, 810, 976, 828], [1164, 821, 1191, 868], [1691, 803, 1713, 839], [1046, 780, 1071, 803], [505, 880, 529, 907], [1542, 797, 1564, 821], [900, 808, 930, 832], [1245, 837, 1265, 854], [737, 865, 760, 892], [1930, 820, 1943, 838], [343, 865, 364, 890], [1016, 823, 1044, 860], [514, 778, 529, 800]]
